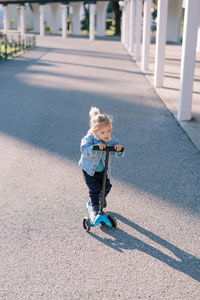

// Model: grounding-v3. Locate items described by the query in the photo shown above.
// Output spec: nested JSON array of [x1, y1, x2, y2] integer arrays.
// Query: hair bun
[[89, 106, 100, 119]]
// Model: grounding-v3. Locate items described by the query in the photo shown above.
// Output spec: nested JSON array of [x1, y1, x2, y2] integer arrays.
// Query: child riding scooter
[[79, 106, 124, 232]]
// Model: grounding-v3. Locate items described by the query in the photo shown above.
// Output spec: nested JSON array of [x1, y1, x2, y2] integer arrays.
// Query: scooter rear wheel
[[107, 215, 117, 228], [83, 217, 91, 232]]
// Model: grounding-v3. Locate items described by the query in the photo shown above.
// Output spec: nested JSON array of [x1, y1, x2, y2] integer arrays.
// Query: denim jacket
[[79, 130, 124, 176]]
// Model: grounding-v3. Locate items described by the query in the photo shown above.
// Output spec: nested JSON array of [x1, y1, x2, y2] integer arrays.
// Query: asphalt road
[[0, 35, 200, 299]]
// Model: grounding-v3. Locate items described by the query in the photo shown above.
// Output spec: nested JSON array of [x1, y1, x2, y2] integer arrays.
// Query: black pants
[[82, 170, 112, 207]]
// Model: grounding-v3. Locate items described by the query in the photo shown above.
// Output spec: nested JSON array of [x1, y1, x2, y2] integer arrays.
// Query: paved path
[[0, 36, 200, 299]]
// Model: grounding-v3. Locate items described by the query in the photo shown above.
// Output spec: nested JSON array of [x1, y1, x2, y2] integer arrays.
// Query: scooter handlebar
[[92, 145, 124, 152]]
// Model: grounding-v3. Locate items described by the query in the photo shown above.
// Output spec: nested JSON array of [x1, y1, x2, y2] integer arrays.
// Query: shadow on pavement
[[35, 46, 132, 61], [1, 47, 200, 216], [36, 58, 146, 77], [90, 213, 200, 282], [163, 85, 200, 95]]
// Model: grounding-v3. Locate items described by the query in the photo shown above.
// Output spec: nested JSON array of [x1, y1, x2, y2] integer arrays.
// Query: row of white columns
[[122, 0, 200, 121], [121, 0, 150, 69], [2, 2, 107, 40]]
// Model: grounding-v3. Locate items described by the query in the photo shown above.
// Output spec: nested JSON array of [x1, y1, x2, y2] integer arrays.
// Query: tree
[[112, 2, 121, 36], [81, 4, 89, 31]]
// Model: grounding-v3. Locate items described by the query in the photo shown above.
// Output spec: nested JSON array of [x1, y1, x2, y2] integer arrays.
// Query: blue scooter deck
[[87, 201, 112, 227]]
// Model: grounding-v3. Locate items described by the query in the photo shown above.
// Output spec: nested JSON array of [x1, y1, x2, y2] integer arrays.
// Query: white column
[[177, 0, 200, 121], [96, 2, 108, 37], [32, 4, 40, 33], [3, 4, 9, 34], [17, 5, 21, 32], [129, 0, 136, 54], [197, 18, 200, 52], [154, 0, 168, 88], [50, 3, 61, 34], [122, 1, 126, 45], [124, 0, 129, 47], [197, 29, 200, 52], [8, 5, 17, 30], [71, 2, 81, 36], [142, 0, 152, 71], [126, 0, 131, 49], [20, 4, 25, 35], [24, 4, 33, 33], [167, 0, 182, 43], [89, 4, 96, 41], [61, 3, 67, 38], [44, 4, 51, 32], [40, 4, 45, 37], [120, 3, 125, 44], [135, 0, 142, 60]]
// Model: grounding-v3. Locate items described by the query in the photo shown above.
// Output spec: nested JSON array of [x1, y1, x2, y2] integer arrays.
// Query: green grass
[[106, 25, 115, 36], [79, 18, 115, 36], [79, 24, 115, 37], [106, 18, 115, 36], [0, 43, 12, 58], [0, 43, 22, 59]]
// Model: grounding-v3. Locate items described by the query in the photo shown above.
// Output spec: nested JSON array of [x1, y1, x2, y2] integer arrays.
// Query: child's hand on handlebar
[[115, 145, 123, 152], [98, 143, 106, 150]]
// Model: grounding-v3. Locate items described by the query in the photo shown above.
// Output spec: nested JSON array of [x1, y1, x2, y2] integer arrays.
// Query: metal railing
[[0, 32, 36, 60]]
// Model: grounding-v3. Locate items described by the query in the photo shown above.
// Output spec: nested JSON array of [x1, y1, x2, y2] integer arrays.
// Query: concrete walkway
[[0, 36, 200, 299]]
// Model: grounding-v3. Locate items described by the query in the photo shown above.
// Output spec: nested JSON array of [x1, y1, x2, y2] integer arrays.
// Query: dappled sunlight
[[16, 70, 118, 93], [1, 130, 199, 262], [1, 37, 200, 296], [13, 59, 162, 109], [14, 67, 159, 106], [15, 72, 157, 104], [1, 37, 200, 218]]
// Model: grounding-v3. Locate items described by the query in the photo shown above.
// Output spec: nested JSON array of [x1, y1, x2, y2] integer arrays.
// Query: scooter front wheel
[[83, 217, 91, 232]]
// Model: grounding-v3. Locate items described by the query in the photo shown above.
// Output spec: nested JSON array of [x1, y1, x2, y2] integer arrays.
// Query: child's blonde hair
[[89, 106, 112, 132]]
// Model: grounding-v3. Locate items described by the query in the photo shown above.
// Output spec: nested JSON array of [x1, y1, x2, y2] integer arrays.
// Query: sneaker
[[92, 205, 99, 216]]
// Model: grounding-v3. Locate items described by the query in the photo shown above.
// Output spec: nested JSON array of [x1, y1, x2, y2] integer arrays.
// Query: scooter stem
[[100, 149, 109, 213]]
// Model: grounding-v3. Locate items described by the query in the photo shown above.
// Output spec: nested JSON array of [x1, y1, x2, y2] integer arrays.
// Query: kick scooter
[[83, 145, 124, 232]]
